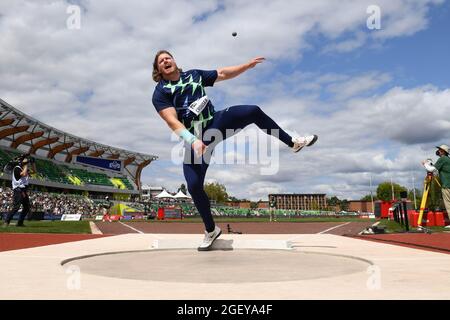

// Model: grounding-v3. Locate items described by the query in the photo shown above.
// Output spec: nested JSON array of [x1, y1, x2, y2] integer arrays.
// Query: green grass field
[[0, 221, 91, 234]]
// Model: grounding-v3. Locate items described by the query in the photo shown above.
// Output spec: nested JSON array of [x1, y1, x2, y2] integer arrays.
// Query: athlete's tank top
[[12, 166, 29, 190]]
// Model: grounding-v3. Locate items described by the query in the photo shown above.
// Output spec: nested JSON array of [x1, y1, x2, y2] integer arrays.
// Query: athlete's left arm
[[216, 57, 265, 82]]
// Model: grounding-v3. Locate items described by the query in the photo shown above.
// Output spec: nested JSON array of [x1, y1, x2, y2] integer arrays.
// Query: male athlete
[[152, 51, 318, 250]]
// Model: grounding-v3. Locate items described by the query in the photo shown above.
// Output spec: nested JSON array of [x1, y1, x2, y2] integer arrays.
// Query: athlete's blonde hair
[[152, 50, 182, 82]]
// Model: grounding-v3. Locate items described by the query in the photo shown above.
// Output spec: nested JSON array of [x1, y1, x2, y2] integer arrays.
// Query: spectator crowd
[[1, 188, 318, 219], [0, 187, 105, 216]]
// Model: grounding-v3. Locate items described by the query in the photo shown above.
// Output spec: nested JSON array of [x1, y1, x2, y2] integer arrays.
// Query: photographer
[[3, 155, 36, 227], [422, 144, 450, 220]]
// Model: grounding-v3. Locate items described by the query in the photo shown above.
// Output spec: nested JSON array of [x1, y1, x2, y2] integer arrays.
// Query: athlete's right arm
[[158, 107, 185, 133], [158, 107, 206, 156]]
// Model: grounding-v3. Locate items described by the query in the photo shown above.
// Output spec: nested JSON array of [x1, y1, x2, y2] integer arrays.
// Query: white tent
[[173, 190, 191, 199], [154, 189, 174, 199]]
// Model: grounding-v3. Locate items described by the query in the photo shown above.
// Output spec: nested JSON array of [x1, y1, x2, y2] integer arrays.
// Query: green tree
[[376, 182, 407, 201], [327, 196, 340, 206], [178, 184, 187, 194], [407, 188, 422, 210], [326, 196, 340, 211], [360, 194, 377, 201], [340, 199, 349, 211], [204, 182, 229, 204]]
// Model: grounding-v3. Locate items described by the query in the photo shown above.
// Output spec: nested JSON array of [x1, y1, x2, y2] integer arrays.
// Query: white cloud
[[323, 31, 368, 53], [327, 72, 392, 100]]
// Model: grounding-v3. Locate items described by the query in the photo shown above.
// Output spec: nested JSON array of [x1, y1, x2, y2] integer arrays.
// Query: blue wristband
[[179, 129, 198, 144]]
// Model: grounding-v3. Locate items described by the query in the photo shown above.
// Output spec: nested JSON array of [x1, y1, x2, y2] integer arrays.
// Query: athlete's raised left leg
[[204, 105, 317, 151]]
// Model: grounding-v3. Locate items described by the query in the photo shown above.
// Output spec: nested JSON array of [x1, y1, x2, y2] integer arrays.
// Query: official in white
[[3, 155, 35, 227]]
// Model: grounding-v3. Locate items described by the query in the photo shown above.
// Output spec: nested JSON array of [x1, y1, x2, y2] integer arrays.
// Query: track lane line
[[89, 221, 103, 235], [119, 221, 144, 234], [317, 222, 352, 234]]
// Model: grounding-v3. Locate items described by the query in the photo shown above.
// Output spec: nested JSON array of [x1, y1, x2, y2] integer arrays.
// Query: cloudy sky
[[1, 0, 450, 200]]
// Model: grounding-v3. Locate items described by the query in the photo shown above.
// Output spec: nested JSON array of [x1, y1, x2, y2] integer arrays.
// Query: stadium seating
[[0, 149, 19, 169], [35, 159, 73, 185], [116, 176, 135, 190], [110, 178, 124, 189], [66, 168, 116, 188], [0, 149, 11, 169], [1, 147, 136, 191]]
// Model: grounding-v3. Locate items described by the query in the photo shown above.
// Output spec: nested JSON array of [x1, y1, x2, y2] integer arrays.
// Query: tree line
[[332, 180, 443, 211]]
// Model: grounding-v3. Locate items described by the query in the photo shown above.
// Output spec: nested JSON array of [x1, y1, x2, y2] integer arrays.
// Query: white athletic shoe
[[198, 226, 222, 251], [292, 135, 318, 153]]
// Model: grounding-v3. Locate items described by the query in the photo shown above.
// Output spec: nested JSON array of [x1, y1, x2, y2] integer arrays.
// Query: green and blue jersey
[[152, 69, 218, 133]]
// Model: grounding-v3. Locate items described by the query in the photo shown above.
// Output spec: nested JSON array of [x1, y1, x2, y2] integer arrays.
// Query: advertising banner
[[75, 156, 122, 173], [61, 214, 82, 221]]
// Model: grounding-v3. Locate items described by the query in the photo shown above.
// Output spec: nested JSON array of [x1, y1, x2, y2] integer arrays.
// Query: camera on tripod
[[3, 153, 35, 174], [423, 158, 435, 173]]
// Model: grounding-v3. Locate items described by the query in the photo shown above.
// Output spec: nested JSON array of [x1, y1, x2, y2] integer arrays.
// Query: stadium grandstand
[[0, 98, 157, 201], [0, 98, 341, 219]]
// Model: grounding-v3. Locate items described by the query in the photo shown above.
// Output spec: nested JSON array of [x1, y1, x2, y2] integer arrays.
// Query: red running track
[[0, 234, 110, 252], [1, 224, 449, 255], [351, 233, 450, 254]]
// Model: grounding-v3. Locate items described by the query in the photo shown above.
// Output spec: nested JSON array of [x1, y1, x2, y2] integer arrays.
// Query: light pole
[[390, 176, 395, 201], [412, 173, 417, 210], [370, 175, 374, 214]]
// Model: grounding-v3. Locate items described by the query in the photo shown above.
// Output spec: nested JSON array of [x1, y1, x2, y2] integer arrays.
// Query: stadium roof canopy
[[154, 190, 174, 198], [0, 98, 157, 190], [174, 190, 191, 199]]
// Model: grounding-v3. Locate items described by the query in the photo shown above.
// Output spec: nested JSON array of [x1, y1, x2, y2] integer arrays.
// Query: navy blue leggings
[[183, 105, 294, 232]]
